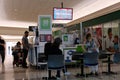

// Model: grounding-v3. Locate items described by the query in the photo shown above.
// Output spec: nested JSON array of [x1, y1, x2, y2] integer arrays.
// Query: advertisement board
[[63, 47, 76, 62], [38, 15, 52, 31]]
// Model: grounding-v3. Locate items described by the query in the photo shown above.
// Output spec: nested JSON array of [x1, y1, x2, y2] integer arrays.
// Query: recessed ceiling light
[[13, 17, 16, 20], [14, 9, 17, 11]]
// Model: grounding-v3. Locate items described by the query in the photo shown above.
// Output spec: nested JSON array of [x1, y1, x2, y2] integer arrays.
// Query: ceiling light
[[14, 9, 17, 11]]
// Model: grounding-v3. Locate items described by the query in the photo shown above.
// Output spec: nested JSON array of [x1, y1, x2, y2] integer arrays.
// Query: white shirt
[[105, 37, 114, 49]]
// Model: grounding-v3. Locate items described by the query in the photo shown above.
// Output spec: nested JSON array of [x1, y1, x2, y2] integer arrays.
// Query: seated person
[[12, 41, 22, 67], [113, 35, 120, 63], [82, 33, 99, 76], [106, 28, 114, 52], [74, 37, 80, 45], [44, 40, 52, 59], [106, 35, 119, 53], [113, 35, 119, 53], [44, 37, 67, 79]]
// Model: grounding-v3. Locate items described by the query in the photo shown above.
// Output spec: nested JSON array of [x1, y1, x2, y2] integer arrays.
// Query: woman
[[113, 35, 119, 52], [48, 37, 62, 79], [82, 33, 99, 76], [113, 35, 120, 63]]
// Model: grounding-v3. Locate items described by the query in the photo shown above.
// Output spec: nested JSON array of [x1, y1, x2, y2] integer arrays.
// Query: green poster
[[39, 16, 51, 30], [64, 35, 68, 41]]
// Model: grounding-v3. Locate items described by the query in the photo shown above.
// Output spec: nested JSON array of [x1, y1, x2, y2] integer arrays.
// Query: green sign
[[63, 35, 68, 41], [39, 16, 51, 30]]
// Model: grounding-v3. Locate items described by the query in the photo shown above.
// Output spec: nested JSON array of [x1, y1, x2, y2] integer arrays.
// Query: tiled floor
[[1, 54, 120, 80]]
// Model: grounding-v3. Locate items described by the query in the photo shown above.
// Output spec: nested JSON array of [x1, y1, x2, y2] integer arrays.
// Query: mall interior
[[0, 0, 120, 80]]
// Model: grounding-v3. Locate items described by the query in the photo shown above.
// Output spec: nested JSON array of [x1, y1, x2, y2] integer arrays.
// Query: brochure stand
[[37, 15, 52, 67]]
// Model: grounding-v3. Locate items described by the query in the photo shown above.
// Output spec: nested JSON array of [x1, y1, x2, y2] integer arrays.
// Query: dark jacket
[[49, 46, 62, 55], [44, 42, 52, 57]]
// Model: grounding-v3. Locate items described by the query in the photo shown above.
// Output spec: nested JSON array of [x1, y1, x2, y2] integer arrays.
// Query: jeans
[[22, 49, 28, 67]]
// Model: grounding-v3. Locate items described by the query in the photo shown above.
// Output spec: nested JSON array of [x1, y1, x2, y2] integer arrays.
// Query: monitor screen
[[53, 7, 73, 20], [29, 26, 36, 31]]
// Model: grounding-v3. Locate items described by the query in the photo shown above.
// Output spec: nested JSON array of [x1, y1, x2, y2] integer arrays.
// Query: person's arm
[[94, 38, 100, 48], [0, 43, 4, 46], [0, 40, 5, 46], [82, 39, 87, 52], [14, 46, 21, 50]]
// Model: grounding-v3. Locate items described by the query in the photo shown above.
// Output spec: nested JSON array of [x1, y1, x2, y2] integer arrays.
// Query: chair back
[[84, 52, 98, 66], [113, 53, 120, 63], [48, 55, 64, 69]]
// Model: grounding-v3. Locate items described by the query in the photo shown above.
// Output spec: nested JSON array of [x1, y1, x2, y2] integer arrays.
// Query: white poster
[[63, 48, 76, 62]]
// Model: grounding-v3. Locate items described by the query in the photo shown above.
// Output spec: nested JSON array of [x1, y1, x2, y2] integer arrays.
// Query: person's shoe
[[47, 76, 56, 80], [95, 72, 98, 76], [16, 63, 19, 67], [56, 77, 61, 80], [22, 66, 28, 68], [64, 72, 71, 76], [42, 77, 47, 80], [56, 75, 60, 80], [89, 72, 94, 75]]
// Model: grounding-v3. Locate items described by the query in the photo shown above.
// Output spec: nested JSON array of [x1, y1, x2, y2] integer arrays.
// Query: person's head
[[108, 28, 112, 39], [24, 31, 29, 37], [46, 35, 52, 43], [86, 33, 92, 41], [46, 36, 54, 43], [53, 37, 62, 48], [17, 41, 21, 46], [114, 35, 118, 43]]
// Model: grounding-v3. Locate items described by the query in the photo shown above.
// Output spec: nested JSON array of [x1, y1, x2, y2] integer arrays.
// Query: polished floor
[[1, 54, 120, 80]]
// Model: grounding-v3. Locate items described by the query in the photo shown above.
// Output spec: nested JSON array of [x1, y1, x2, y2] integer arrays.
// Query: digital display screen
[[53, 7, 73, 20]]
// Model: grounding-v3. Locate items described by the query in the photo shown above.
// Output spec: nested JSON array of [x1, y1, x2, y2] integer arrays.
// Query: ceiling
[[0, 0, 120, 41], [1, 0, 82, 23]]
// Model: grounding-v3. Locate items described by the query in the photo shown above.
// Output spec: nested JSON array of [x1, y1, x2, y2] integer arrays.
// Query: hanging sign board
[[38, 15, 52, 31]]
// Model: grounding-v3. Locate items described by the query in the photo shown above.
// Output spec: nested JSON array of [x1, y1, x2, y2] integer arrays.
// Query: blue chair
[[47, 55, 66, 79], [111, 53, 120, 76], [83, 52, 99, 76], [84, 52, 98, 66], [113, 53, 120, 63]]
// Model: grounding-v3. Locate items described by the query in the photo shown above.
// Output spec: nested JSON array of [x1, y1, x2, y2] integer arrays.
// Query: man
[[0, 36, 5, 64], [22, 31, 29, 68], [106, 28, 114, 51]]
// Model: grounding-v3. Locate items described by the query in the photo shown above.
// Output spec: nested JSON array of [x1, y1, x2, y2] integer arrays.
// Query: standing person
[[22, 31, 29, 68], [82, 33, 99, 76], [0, 36, 5, 64]]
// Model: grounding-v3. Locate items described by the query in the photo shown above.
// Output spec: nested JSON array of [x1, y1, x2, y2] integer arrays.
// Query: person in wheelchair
[[12, 41, 22, 67]]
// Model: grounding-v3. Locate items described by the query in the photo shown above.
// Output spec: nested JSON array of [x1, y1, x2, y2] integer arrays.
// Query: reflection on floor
[[1, 54, 120, 80]]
